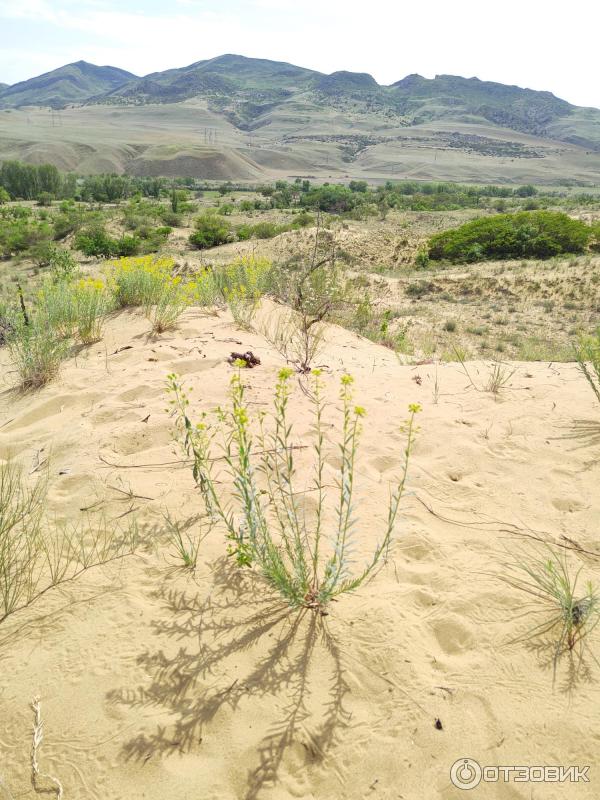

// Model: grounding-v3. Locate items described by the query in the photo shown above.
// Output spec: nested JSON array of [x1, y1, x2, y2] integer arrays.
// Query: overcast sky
[[0, 0, 598, 107]]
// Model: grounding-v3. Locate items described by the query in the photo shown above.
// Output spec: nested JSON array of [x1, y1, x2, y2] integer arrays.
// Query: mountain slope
[[389, 73, 573, 135], [1, 54, 600, 182], [0, 61, 136, 109], [90, 56, 600, 147], [99, 54, 317, 108]]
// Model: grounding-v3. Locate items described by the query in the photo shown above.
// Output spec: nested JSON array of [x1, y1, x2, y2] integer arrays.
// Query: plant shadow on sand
[[523, 633, 597, 694], [557, 419, 600, 450], [106, 556, 350, 799]]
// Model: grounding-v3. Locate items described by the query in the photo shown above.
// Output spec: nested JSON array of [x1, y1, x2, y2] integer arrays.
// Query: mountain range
[[0, 54, 599, 184]]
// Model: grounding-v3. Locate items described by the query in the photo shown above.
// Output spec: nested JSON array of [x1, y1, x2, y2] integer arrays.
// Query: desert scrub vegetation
[[164, 513, 207, 570], [107, 255, 175, 308], [148, 274, 194, 334], [189, 211, 232, 249], [263, 227, 351, 371], [107, 255, 197, 333], [0, 206, 54, 258], [38, 276, 112, 345], [349, 302, 412, 353], [428, 211, 591, 263], [167, 369, 420, 613], [504, 545, 600, 682], [214, 255, 273, 330], [575, 328, 600, 404], [0, 459, 139, 623], [454, 348, 516, 395], [7, 317, 70, 390], [5, 262, 114, 387]]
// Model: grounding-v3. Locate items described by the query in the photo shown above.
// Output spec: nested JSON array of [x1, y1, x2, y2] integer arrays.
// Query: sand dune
[[0, 308, 598, 799]]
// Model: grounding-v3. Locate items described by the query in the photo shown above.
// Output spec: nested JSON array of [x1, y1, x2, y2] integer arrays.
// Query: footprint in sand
[[552, 497, 586, 513], [432, 616, 475, 655]]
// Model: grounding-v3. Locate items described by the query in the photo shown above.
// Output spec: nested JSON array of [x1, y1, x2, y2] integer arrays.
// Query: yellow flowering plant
[[72, 277, 111, 343], [167, 369, 421, 613], [106, 255, 174, 309], [216, 256, 273, 330]]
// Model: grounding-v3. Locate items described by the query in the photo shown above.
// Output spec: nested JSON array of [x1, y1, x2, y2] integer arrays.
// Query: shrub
[[428, 211, 591, 263], [116, 235, 141, 256], [300, 184, 358, 213], [37, 279, 79, 338], [589, 223, 600, 253], [107, 255, 174, 308], [291, 210, 315, 228], [146, 275, 192, 334], [0, 217, 53, 258], [71, 277, 111, 343], [36, 192, 54, 207], [267, 228, 349, 371], [29, 240, 56, 268], [249, 221, 282, 239], [215, 256, 272, 330], [213, 255, 272, 301], [75, 225, 117, 257], [189, 212, 231, 249], [48, 246, 78, 283], [0, 300, 16, 345], [190, 268, 219, 307], [8, 318, 69, 389], [237, 221, 284, 241], [406, 280, 434, 298], [414, 249, 430, 269], [159, 209, 182, 228], [168, 370, 420, 612]]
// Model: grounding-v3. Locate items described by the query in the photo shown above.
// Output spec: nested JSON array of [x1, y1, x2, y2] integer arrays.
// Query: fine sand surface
[[0, 308, 599, 799]]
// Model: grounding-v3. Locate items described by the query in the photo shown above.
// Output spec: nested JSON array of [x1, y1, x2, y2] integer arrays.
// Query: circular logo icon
[[450, 758, 483, 790]]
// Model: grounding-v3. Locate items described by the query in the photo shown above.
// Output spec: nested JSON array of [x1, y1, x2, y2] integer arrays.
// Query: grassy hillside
[[1, 55, 600, 182], [0, 61, 136, 109]]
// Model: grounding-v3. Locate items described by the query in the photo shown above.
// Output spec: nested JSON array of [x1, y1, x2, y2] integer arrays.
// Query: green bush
[[75, 225, 118, 257], [189, 213, 231, 249], [75, 225, 141, 258], [589, 223, 600, 253], [300, 184, 358, 213], [428, 211, 591, 263], [237, 221, 284, 241], [0, 217, 53, 258], [8, 318, 69, 389], [36, 192, 54, 207], [291, 210, 315, 228], [48, 247, 78, 282]]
